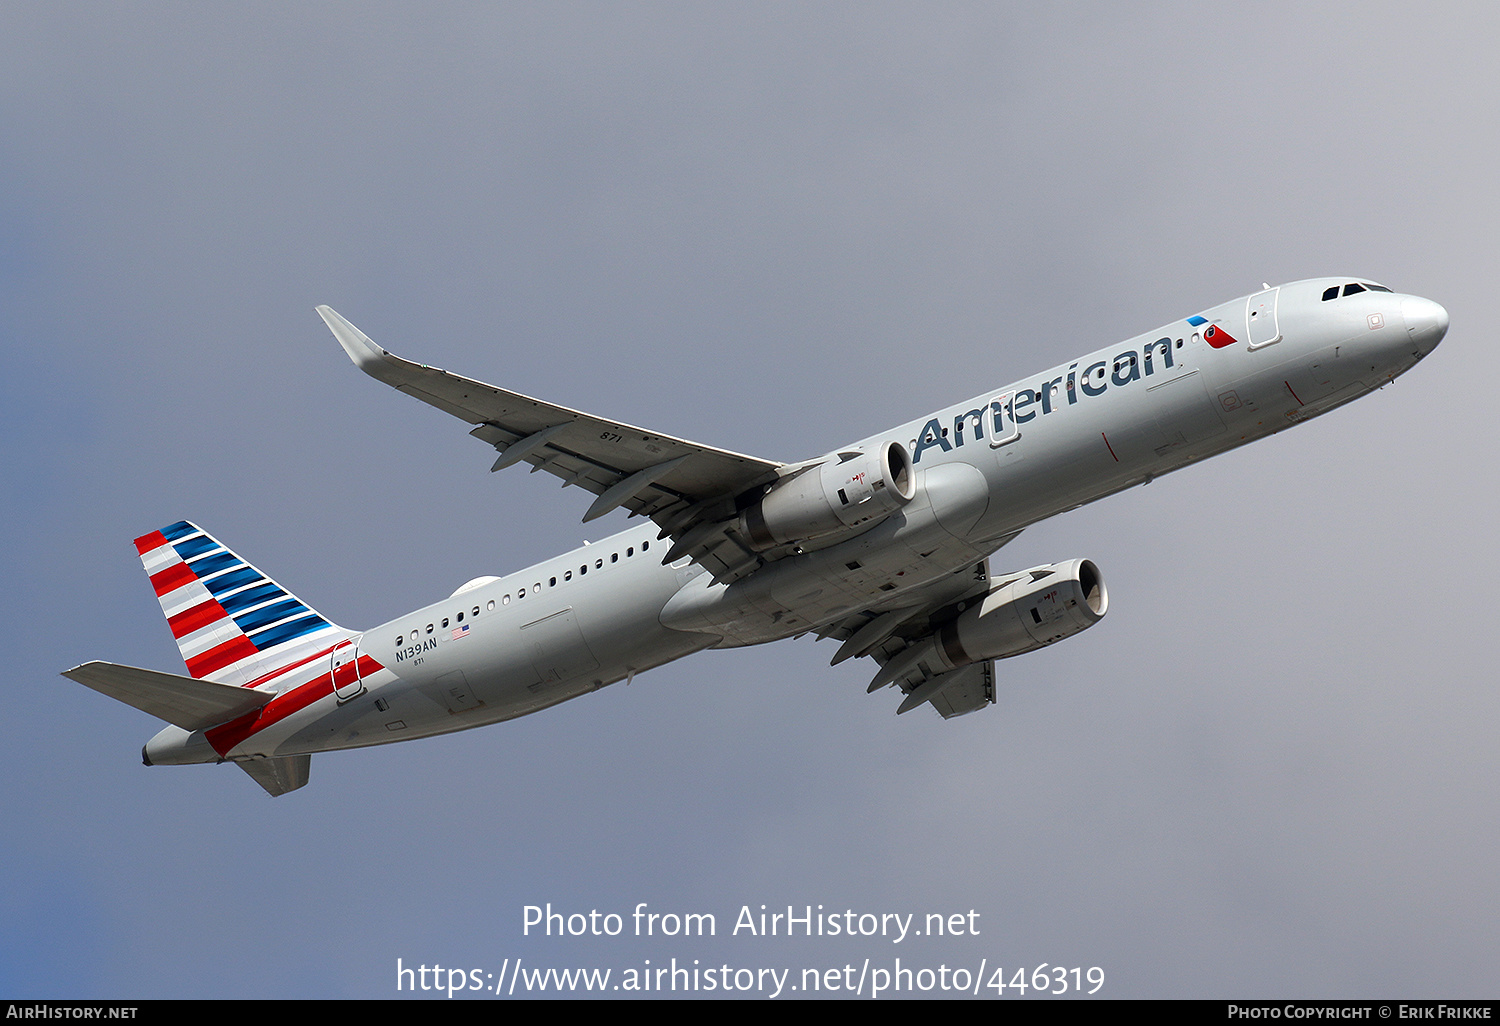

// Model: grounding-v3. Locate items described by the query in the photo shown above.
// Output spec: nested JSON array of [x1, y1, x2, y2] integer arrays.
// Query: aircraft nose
[[1402, 295, 1449, 353]]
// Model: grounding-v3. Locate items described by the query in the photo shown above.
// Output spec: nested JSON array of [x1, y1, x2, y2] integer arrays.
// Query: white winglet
[[316, 305, 391, 378]]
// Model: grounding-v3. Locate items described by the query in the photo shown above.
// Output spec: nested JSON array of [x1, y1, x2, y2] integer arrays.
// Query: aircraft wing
[[319, 307, 785, 581]]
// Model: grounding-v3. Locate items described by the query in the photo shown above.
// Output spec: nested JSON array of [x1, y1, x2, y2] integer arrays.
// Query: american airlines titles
[[911, 333, 1183, 463]]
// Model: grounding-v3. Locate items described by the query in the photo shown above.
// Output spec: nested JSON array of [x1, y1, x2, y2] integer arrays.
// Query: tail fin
[[133, 521, 353, 685]]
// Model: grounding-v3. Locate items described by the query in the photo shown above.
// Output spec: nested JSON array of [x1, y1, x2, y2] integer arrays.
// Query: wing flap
[[924, 662, 995, 718]]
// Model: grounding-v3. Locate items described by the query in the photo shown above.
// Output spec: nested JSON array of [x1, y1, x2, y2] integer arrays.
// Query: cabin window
[[473, 606, 480, 617], [502, 595, 510, 605], [580, 564, 587, 575], [456, 611, 464, 622], [595, 559, 603, 569], [611, 553, 619, 563], [564, 570, 572, 581], [491, 599, 499, 609], [532, 583, 540, 593], [426, 624, 434, 634], [549, 577, 556, 587], [627, 547, 634, 557], [442, 618, 449, 628], [641, 540, 649, 552]]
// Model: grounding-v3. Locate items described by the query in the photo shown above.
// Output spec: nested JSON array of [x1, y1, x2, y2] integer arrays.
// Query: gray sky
[[3, 3, 1495, 999]]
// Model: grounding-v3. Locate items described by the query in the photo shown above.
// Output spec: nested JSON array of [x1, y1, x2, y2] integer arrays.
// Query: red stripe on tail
[[185, 635, 259, 678], [167, 599, 230, 639], [149, 562, 197, 597], [134, 531, 169, 556]]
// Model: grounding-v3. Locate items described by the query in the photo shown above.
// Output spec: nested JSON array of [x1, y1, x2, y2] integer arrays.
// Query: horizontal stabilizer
[[61, 661, 273, 732], [238, 755, 311, 797]]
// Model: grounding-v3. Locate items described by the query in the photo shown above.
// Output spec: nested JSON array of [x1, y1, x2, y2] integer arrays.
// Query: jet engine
[[937, 558, 1107, 664], [739, 441, 916, 551], [871, 559, 1107, 690]]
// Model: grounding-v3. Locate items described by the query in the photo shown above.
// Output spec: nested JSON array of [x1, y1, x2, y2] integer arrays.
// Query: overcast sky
[[3, 3, 1495, 999]]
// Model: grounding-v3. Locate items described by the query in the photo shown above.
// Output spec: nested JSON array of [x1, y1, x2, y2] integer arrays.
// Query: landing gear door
[[331, 637, 366, 703], [1247, 287, 1281, 349]]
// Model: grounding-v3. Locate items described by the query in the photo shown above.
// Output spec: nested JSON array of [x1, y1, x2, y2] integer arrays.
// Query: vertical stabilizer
[[133, 521, 353, 686]]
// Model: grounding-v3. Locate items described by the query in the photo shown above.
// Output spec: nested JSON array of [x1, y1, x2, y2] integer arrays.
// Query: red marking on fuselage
[[1101, 432, 1119, 462], [240, 643, 339, 690], [1284, 380, 1305, 406], [205, 654, 389, 757], [207, 672, 335, 756], [1204, 324, 1238, 349]]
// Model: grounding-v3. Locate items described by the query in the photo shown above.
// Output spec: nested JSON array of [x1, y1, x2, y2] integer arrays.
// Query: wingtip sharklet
[[316, 305, 389, 375]]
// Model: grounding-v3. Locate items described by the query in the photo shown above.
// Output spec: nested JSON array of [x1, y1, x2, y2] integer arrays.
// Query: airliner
[[63, 278, 1448, 795]]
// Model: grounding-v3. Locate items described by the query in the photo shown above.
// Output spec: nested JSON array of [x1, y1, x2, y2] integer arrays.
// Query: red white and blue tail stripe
[[134, 521, 353, 685]]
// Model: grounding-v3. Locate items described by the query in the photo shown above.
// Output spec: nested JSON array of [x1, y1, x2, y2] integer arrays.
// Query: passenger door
[[331, 638, 366, 703], [1246, 287, 1281, 349]]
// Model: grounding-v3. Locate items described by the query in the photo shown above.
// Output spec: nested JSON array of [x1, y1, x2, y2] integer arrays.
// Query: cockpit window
[[1324, 281, 1392, 301]]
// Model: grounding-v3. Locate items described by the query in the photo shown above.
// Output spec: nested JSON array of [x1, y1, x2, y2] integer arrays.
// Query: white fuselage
[[146, 277, 1445, 765]]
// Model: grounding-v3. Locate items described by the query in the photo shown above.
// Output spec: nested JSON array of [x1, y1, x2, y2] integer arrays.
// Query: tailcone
[[143, 724, 218, 766]]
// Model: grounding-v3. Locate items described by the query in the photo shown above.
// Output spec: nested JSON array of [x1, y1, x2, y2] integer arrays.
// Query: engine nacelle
[[934, 558, 1107, 667], [740, 441, 915, 551], [871, 559, 1107, 691]]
